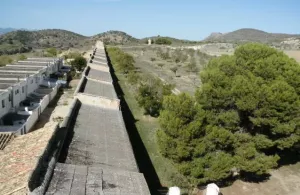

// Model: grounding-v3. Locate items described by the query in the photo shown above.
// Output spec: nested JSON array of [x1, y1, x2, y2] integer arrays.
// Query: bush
[[70, 56, 87, 71], [136, 77, 173, 117], [17, 54, 27, 61], [0, 55, 13, 66], [150, 57, 156, 62], [45, 48, 57, 57], [158, 43, 300, 186], [155, 37, 172, 45]]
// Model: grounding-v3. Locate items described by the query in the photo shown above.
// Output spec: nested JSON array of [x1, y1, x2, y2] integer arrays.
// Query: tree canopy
[[155, 37, 172, 45], [70, 56, 87, 71], [158, 43, 300, 185]]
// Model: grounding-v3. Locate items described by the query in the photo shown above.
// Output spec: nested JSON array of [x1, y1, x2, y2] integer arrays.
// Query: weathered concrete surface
[[75, 93, 120, 110], [88, 63, 110, 72], [46, 163, 151, 195], [61, 104, 138, 172], [83, 79, 117, 99], [87, 68, 113, 83]]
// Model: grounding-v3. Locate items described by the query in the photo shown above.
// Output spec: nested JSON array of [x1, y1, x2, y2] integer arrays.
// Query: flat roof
[[46, 163, 150, 195], [0, 84, 12, 89], [0, 66, 42, 71], [0, 74, 28, 78], [87, 68, 112, 83], [25, 58, 59, 62], [9, 62, 49, 66], [81, 79, 117, 99], [61, 104, 138, 172], [0, 80, 21, 84], [0, 72, 32, 75]]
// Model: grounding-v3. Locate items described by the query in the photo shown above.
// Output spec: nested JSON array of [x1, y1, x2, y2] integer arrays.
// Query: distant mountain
[[204, 28, 300, 43], [0, 28, 18, 35]]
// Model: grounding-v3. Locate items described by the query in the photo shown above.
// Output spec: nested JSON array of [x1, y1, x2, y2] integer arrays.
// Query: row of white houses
[[0, 57, 63, 134]]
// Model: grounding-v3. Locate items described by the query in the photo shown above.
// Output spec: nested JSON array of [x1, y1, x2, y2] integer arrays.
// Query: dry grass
[[284, 50, 300, 62]]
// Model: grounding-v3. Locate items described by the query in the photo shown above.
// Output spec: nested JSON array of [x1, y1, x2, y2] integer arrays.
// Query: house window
[[15, 90, 18, 95], [2, 100, 5, 108], [9, 94, 11, 102], [22, 86, 24, 93], [31, 79, 33, 84]]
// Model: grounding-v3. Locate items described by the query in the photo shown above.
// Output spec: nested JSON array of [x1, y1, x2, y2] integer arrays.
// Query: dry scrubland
[[121, 46, 213, 94]]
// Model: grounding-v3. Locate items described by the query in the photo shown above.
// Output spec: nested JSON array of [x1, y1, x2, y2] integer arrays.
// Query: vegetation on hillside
[[155, 37, 172, 45], [107, 47, 174, 116], [107, 47, 189, 191], [0, 55, 13, 66], [0, 29, 92, 55], [93, 30, 139, 45], [158, 43, 300, 186], [70, 56, 87, 71]]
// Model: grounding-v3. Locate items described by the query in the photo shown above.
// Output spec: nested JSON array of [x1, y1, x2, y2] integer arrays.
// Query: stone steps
[[0, 132, 14, 150]]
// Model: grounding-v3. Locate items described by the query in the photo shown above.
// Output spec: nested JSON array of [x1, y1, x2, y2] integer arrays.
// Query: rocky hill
[[204, 28, 300, 44]]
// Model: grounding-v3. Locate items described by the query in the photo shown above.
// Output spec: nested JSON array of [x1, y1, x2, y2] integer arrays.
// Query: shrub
[[70, 56, 87, 71], [0, 55, 13, 66], [155, 37, 172, 45]]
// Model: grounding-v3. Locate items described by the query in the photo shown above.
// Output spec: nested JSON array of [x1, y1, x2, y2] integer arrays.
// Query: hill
[[140, 36, 200, 45], [204, 28, 300, 43], [92, 30, 139, 44], [0, 29, 93, 55]]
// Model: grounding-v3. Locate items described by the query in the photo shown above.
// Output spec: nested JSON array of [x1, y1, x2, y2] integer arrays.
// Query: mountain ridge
[[1, 28, 300, 55], [204, 28, 300, 43]]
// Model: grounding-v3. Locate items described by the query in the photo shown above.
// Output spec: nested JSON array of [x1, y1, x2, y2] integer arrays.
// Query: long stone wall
[[28, 41, 151, 195], [28, 98, 81, 195]]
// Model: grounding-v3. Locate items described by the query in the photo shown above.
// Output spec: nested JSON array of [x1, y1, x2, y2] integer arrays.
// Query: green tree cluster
[[70, 56, 87, 71], [155, 37, 172, 45], [158, 43, 300, 185], [106, 47, 135, 74], [136, 76, 174, 117]]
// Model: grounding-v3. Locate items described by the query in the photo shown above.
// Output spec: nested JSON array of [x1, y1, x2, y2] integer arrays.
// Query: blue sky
[[1, 0, 299, 40]]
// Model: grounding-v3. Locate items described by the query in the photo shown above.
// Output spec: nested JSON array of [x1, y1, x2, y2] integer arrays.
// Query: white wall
[[0, 91, 12, 118], [26, 108, 39, 133], [40, 95, 50, 113]]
